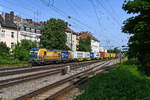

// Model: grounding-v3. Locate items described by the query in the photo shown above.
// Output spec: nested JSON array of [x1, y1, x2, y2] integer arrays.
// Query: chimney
[[5, 13, 9, 24], [0, 15, 4, 23], [10, 11, 14, 23]]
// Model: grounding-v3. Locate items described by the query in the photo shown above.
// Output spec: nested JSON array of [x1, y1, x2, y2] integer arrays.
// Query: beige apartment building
[[0, 23, 17, 49], [66, 27, 78, 51]]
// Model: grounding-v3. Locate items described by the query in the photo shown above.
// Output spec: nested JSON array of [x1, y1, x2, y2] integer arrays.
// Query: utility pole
[[71, 29, 73, 51], [17, 22, 19, 44], [69, 24, 73, 51], [16, 15, 19, 44]]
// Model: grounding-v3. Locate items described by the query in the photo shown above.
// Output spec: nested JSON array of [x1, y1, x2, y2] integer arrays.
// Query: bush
[[124, 58, 138, 65], [0, 57, 28, 65], [13, 44, 29, 61], [12, 40, 37, 61], [75, 65, 150, 100], [0, 42, 10, 58]]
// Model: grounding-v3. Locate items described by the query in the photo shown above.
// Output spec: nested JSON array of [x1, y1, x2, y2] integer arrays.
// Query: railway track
[[47, 64, 115, 100], [0, 60, 103, 77], [0, 60, 104, 72], [0, 59, 118, 100], [0, 60, 105, 90], [13, 60, 113, 100]]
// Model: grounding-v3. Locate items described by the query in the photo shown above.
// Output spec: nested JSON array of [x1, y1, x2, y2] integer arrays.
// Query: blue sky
[[0, 0, 131, 49]]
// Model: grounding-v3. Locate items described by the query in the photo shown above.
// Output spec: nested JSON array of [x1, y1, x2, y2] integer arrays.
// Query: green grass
[[0, 58, 31, 68], [75, 60, 150, 100]]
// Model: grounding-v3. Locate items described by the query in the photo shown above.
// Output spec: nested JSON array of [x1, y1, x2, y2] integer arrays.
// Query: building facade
[[99, 46, 107, 53], [18, 23, 42, 44], [80, 32, 100, 52], [65, 27, 77, 51], [0, 24, 17, 49], [0, 11, 43, 49], [0, 11, 18, 49]]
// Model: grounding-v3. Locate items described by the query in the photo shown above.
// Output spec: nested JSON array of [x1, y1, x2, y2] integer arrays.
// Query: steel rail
[[0, 60, 103, 89], [0, 60, 102, 77], [14, 61, 110, 100], [46, 64, 115, 100]]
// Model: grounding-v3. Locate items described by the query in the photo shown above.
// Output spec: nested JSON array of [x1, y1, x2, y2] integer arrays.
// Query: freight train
[[29, 48, 119, 64]]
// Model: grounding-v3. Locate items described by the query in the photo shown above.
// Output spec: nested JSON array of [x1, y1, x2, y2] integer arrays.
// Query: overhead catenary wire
[[88, 0, 101, 30], [40, 0, 99, 34], [93, 0, 126, 44], [96, 0, 121, 27]]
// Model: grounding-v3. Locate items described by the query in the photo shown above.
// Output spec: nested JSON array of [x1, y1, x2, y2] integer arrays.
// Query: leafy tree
[[122, 0, 150, 75], [0, 42, 10, 58], [107, 48, 121, 53], [20, 40, 37, 51], [13, 40, 37, 61], [114, 47, 121, 53], [78, 36, 91, 52], [13, 44, 29, 61], [40, 18, 68, 50]]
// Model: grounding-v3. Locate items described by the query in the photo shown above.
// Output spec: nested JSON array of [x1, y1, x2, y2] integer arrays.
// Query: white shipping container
[[85, 52, 90, 58], [94, 52, 100, 58], [72, 51, 85, 59]]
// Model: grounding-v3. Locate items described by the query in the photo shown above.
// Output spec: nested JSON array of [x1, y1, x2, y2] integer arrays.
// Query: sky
[[0, 0, 132, 49]]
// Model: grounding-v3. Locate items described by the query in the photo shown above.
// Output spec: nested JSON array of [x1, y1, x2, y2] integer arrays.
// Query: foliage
[[107, 47, 121, 53], [13, 40, 37, 61], [78, 36, 91, 52], [40, 18, 68, 50], [75, 63, 150, 100], [0, 42, 10, 58], [122, 0, 150, 75], [124, 58, 138, 65], [13, 44, 29, 61], [0, 56, 28, 65]]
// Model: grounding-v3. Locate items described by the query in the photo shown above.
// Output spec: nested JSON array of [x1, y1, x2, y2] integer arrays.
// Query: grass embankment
[[75, 59, 150, 100], [0, 58, 30, 68]]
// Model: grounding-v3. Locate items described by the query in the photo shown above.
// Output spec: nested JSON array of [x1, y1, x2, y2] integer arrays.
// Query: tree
[[13, 44, 29, 61], [20, 40, 37, 51], [107, 48, 121, 53], [40, 18, 68, 50], [122, 0, 150, 75], [0, 42, 10, 58], [13, 40, 37, 61], [78, 36, 91, 52]]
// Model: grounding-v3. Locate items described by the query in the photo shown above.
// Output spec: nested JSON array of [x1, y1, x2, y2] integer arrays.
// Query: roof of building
[[1, 23, 17, 29], [66, 27, 78, 35], [80, 32, 100, 42], [22, 23, 44, 30]]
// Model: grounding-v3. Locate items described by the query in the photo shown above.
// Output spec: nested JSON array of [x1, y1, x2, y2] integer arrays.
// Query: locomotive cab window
[[44, 51, 47, 56]]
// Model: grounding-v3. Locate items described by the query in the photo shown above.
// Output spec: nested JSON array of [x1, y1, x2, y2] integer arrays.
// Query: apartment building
[[0, 11, 44, 48], [80, 32, 100, 52], [99, 46, 107, 53], [0, 12, 17, 49], [65, 27, 78, 51]]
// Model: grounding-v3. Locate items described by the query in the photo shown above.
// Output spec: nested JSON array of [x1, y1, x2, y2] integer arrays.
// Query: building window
[[35, 29, 36, 33], [24, 27, 26, 31], [11, 42, 15, 49], [1, 30, 5, 37], [30, 28, 32, 32], [37, 30, 40, 34], [32, 29, 35, 33], [11, 32, 14, 38]]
